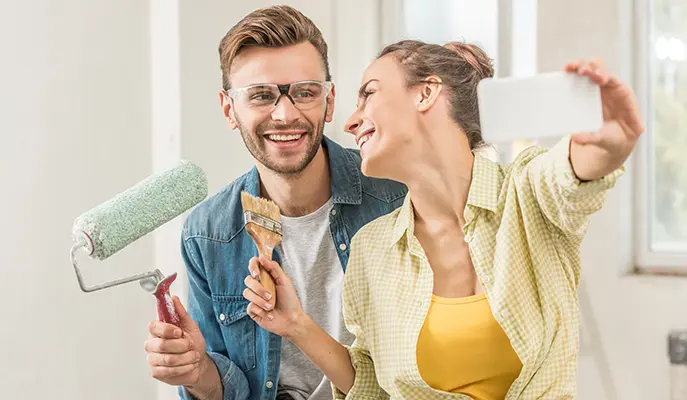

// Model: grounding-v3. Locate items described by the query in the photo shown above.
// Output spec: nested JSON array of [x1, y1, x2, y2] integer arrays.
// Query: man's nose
[[270, 95, 300, 123]]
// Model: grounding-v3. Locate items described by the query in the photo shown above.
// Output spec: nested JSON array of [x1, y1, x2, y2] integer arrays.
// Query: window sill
[[628, 265, 687, 278]]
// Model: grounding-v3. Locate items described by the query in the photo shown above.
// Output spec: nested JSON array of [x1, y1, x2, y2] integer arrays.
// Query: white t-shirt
[[275, 198, 355, 400]]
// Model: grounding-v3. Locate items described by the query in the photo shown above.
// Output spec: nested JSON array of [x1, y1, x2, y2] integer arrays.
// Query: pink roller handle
[[153, 273, 181, 327]]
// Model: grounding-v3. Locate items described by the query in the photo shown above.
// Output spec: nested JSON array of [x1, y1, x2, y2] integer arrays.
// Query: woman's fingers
[[243, 277, 274, 311]]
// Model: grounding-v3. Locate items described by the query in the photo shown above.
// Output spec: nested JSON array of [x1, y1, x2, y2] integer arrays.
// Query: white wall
[[0, 1, 156, 399], [537, 0, 686, 399]]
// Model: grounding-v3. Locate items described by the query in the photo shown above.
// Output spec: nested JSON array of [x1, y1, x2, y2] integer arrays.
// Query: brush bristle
[[241, 191, 282, 222]]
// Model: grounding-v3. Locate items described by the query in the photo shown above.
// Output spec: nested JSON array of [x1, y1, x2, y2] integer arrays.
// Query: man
[[143, 5, 406, 400]]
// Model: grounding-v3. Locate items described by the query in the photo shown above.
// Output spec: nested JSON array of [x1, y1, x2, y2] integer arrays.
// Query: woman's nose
[[345, 114, 362, 135]]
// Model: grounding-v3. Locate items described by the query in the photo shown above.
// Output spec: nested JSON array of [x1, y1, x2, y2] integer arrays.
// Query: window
[[392, 0, 543, 163], [636, 0, 687, 269], [400, 0, 498, 68]]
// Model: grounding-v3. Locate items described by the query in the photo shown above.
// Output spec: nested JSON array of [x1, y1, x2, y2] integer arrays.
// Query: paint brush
[[240, 191, 282, 303]]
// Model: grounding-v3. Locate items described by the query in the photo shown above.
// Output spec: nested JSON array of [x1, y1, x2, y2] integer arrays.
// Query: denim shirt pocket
[[211, 295, 257, 372]]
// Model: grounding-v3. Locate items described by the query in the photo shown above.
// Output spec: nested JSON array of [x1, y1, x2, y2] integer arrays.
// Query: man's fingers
[[244, 275, 273, 301], [171, 296, 192, 323], [150, 363, 198, 379], [242, 284, 273, 311], [144, 337, 193, 354], [148, 321, 182, 339], [147, 351, 201, 367]]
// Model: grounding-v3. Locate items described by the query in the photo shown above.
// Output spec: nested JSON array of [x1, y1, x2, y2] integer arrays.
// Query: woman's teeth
[[268, 134, 303, 142], [358, 134, 371, 148]]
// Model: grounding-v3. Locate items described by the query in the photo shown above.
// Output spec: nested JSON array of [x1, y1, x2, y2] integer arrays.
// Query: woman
[[243, 40, 643, 399]]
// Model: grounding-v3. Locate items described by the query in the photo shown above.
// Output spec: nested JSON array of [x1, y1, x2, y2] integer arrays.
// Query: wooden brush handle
[[257, 245, 277, 303]]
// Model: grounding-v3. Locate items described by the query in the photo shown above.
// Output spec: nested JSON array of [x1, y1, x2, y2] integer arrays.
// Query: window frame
[[382, 0, 687, 271], [632, 0, 687, 272]]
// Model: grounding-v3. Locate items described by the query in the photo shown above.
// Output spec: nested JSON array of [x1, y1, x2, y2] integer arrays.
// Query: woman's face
[[344, 55, 421, 180]]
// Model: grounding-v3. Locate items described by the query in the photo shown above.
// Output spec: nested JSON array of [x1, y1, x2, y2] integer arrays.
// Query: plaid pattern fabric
[[333, 136, 624, 399]]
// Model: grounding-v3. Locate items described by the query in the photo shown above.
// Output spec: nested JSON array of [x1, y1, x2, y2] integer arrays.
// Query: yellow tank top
[[416, 293, 523, 399]]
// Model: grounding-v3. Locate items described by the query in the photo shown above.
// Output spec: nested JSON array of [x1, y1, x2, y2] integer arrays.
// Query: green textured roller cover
[[73, 160, 208, 260]]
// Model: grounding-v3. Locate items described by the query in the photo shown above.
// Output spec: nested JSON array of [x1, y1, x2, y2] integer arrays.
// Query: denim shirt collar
[[243, 136, 363, 205]]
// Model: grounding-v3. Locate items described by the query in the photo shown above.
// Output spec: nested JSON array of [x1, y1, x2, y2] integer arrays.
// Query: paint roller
[[70, 160, 208, 326]]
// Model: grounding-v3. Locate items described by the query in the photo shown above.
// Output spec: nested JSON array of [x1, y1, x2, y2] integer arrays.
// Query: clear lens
[[229, 81, 331, 111]]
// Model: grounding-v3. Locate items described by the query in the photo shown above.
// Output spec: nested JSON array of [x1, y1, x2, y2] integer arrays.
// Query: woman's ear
[[416, 76, 443, 113]]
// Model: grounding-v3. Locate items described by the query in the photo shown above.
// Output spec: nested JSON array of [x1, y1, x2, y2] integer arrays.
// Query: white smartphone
[[476, 71, 603, 143]]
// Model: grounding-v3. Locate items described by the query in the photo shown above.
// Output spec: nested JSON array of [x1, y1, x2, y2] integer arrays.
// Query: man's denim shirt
[[179, 137, 407, 400]]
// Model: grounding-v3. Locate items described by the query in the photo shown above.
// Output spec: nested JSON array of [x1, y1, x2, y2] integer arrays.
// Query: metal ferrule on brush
[[244, 210, 283, 235]]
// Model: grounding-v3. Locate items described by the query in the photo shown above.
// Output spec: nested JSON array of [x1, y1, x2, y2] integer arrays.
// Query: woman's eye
[[362, 90, 375, 100]]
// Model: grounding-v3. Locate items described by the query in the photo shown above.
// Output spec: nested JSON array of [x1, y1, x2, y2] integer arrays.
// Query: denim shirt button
[[339, 243, 347, 251], [266, 381, 274, 389], [331, 209, 337, 216], [219, 313, 226, 321]]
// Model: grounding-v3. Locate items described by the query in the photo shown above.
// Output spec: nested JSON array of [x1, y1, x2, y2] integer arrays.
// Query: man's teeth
[[268, 134, 303, 142]]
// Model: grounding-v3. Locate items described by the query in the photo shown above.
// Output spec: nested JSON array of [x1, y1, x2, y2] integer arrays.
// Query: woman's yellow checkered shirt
[[334, 136, 624, 399]]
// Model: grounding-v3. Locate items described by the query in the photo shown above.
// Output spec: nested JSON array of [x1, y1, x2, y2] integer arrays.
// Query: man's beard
[[236, 112, 326, 175]]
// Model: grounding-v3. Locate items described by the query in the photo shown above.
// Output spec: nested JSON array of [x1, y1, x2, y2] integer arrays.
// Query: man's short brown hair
[[218, 5, 331, 90]]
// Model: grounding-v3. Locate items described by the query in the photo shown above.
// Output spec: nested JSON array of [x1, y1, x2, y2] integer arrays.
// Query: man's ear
[[325, 83, 336, 123], [219, 91, 238, 129], [415, 76, 443, 113]]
